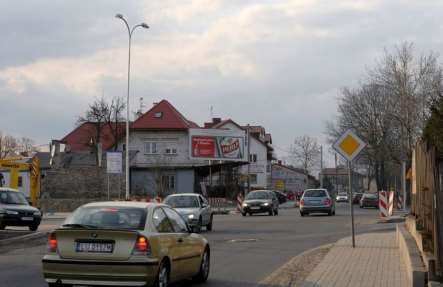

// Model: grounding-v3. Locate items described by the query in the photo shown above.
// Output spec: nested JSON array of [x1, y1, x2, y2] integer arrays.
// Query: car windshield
[[164, 196, 200, 208], [245, 191, 270, 200], [304, 190, 327, 197], [63, 206, 147, 230], [0, 191, 28, 205], [338, 193, 347, 196], [364, 193, 377, 198]]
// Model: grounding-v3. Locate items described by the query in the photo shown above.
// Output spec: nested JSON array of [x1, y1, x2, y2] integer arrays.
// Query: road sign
[[333, 130, 366, 161], [107, 152, 122, 174]]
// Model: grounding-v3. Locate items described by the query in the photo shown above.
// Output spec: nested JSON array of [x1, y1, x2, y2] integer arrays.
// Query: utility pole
[[320, 145, 323, 188], [402, 161, 406, 211], [247, 124, 251, 194], [348, 161, 355, 248]]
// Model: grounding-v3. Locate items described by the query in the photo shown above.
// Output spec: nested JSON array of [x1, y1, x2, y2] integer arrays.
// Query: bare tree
[[17, 137, 37, 156], [0, 133, 18, 159], [78, 96, 110, 147], [106, 97, 126, 151], [290, 135, 321, 176]]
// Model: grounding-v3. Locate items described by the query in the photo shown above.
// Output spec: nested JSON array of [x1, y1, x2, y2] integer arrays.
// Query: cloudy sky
[[1, 0, 443, 165]]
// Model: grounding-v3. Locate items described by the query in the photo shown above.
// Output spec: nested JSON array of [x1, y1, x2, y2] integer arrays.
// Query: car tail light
[[323, 198, 331, 206], [133, 235, 151, 255], [300, 199, 305, 206], [47, 232, 57, 253]]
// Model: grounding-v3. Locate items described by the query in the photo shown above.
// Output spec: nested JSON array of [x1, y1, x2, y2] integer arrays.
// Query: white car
[[336, 192, 349, 202], [164, 193, 213, 232]]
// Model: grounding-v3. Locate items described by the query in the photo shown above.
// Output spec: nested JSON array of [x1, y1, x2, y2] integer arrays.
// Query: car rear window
[[64, 206, 147, 230], [304, 190, 327, 197]]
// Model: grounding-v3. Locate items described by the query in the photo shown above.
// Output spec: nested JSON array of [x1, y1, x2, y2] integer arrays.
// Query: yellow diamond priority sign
[[333, 130, 366, 161]]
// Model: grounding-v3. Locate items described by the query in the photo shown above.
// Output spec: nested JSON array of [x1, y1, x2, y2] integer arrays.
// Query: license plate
[[251, 207, 260, 210], [75, 242, 114, 253], [21, 217, 33, 221]]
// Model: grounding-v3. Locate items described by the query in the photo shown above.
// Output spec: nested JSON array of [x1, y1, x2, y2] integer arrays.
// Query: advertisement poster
[[189, 129, 247, 161]]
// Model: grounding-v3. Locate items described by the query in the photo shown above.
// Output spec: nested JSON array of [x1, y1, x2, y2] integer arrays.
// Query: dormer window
[[154, 112, 163, 118]]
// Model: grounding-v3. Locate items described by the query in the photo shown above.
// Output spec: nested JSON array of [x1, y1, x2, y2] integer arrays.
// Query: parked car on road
[[336, 192, 349, 203], [300, 189, 335, 216], [41, 201, 210, 287], [360, 192, 379, 208], [241, 190, 279, 216], [164, 193, 213, 232], [0, 187, 41, 231], [272, 190, 288, 204]]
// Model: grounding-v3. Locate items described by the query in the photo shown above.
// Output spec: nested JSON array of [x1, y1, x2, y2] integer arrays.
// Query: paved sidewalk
[[301, 231, 408, 287]]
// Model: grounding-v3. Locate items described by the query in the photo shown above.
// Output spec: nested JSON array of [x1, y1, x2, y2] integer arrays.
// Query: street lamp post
[[115, 14, 149, 200]]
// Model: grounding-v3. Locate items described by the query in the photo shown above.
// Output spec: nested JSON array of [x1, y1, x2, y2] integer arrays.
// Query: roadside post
[[333, 130, 366, 248], [107, 152, 123, 200]]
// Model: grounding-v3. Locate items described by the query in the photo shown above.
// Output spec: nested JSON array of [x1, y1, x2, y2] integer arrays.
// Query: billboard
[[107, 152, 122, 174], [189, 128, 247, 161]]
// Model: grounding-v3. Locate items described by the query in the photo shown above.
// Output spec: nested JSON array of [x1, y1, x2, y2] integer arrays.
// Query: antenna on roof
[[210, 105, 213, 118], [135, 97, 145, 119]]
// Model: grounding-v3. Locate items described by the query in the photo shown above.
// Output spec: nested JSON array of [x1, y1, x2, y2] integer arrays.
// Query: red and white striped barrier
[[388, 191, 394, 216], [397, 195, 403, 209], [236, 193, 244, 212], [379, 191, 388, 217], [379, 190, 394, 218]]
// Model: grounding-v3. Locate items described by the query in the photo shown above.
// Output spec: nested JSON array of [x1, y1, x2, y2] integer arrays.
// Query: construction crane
[[0, 156, 40, 207]]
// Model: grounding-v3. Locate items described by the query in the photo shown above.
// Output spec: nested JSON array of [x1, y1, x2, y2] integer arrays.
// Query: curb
[[258, 242, 333, 286], [0, 231, 48, 246]]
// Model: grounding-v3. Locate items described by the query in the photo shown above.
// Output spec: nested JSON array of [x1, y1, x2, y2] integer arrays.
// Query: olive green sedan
[[41, 201, 210, 287]]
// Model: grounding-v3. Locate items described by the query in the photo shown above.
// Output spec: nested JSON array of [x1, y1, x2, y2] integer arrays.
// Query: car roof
[[81, 201, 166, 209], [165, 193, 200, 197], [250, 190, 272, 193], [0, 187, 19, 192], [305, 189, 328, 192]]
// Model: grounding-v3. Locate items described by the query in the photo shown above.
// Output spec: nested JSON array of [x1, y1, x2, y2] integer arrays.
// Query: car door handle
[[177, 238, 184, 243]]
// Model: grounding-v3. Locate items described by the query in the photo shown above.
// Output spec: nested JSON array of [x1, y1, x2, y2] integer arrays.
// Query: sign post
[[107, 152, 123, 200], [333, 130, 366, 248]]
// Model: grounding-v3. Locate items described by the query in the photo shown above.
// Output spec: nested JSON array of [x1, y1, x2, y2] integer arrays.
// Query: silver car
[[164, 193, 213, 232], [300, 189, 335, 216]]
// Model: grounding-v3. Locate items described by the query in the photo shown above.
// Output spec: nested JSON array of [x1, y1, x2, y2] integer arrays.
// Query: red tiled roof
[[131, 100, 199, 130], [62, 122, 126, 152]]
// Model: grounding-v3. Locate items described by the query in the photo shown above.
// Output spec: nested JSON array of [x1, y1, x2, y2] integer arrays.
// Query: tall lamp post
[[115, 14, 149, 200]]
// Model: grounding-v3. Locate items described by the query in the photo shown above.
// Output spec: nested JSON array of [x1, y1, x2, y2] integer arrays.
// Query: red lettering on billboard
[[192, 137, 215, 158]]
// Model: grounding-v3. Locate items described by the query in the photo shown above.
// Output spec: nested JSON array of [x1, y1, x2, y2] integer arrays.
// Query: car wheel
[[300, 212, 305, 217], [48, 283, 72, 287], [193, 247, 210, 283], [206, 215, 213, 231], [154, 261, 170, 287], [0, 223, 5, 230], [269, 209, 273, 216], [242, 212, 246, 216], [332, 210, 336, 216], [274, 209, 279, 216], [248, 212, 252, 216], [195, 219, 202, 233], [29, 224, 39, 231]]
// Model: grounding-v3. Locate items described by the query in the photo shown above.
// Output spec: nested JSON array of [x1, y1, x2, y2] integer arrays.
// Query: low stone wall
[[38, 197, 113, 213], [397, 224, 427, 287]]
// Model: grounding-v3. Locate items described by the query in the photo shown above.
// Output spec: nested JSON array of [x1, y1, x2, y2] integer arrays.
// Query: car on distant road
[[41, 201, 210, 287], [272, 190, 288, 204], [336, 192, 349, 203], [360, 192, 379, 208], [0, 187, 41, 231], [300, 189, 335, 216], [164, 193, 213, 233], [241, 190, 279, 216]]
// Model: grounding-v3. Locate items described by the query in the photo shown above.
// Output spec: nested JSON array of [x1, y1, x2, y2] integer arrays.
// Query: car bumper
[[42, 255, 159, 286], [242, 206, 272, 214], [361, 201, 378, 207], [336, 198, 348, 202], [300, 206, 332, 213], [0, 214, 41, 226]]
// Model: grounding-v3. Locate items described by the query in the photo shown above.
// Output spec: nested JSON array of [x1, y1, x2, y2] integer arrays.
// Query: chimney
[[212, 118, 221, 124], [278, 160, 282, 165]]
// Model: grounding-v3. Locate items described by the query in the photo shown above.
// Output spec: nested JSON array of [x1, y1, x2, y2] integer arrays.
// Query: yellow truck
[[0, 156, 40, 207]]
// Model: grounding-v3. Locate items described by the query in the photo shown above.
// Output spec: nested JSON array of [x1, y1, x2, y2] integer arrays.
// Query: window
[[250, 174, 257, 184], [154, 112, 163, 118], [163, 207, 188, 233], [152, 208, 173, 233], [249, 154, 257, 162], [144, 142, 158, 154], [162, 175, 175, 190], [164, 147, 177, 155], [18, 176, 23, 187]]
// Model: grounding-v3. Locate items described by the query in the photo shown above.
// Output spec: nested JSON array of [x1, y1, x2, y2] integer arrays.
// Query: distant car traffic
[[360, 192, 379, 208], [336, 192, 349, 203], [41, 201, 210, 287], [0, 187, 41, 231], [352, 192, 364, 204], [164, 193, 213, 233], [272, 190, 288, 204], [241, 190, 279, 216], [300, 189, 335, 216]]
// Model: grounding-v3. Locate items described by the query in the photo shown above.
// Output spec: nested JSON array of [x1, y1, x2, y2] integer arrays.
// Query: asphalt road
[[0, 203, 396, 287]]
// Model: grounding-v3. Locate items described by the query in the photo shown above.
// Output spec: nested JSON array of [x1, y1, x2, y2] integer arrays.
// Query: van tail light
[[132, 235, 151, 255], [323, 198, 332, 206], [47, 232, 57, 253], [300, 199, 305, 206]]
